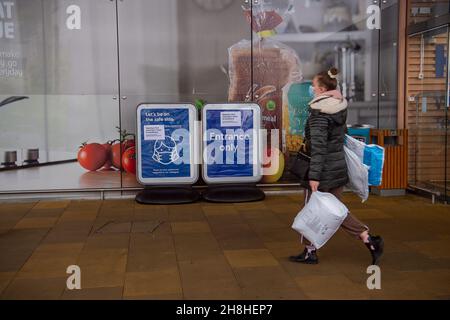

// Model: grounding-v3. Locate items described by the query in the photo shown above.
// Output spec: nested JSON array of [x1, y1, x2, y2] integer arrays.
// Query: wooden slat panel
[[371, 129, 409, 189], [408, 65, 438, 71], [408, 58, 443, 65], [406, 16, 448, 188], [407, 109, 448, 115], [408, 120, 447, 124], [408, 72, 443, 79], [406, 79, 447, 85], [408, 85, 447, 91], [408, 163, 447, 170]]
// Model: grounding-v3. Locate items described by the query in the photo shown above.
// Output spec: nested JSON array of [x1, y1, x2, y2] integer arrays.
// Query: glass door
[[117, 0, 253, 188], [407, 26, 449, 201], [251, 0, 383, 183], [0, 0, 121, 192], [446, 27, 450, 202], [379, 0, 399, 129]]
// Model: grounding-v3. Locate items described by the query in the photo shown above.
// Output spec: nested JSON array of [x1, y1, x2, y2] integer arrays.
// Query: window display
[[0, 0, 400, 194]]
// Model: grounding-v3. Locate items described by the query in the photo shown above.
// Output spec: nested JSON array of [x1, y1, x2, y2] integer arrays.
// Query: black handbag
[[289, 143, 311, 183]]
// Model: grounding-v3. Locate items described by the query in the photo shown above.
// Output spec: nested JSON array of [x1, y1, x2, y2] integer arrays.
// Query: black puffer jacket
[[303, 94, 349, 191]]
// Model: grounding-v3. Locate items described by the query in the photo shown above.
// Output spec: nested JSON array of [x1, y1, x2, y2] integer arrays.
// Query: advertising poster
[[137, 104, 198, 185], [203, 103, 261, 184]]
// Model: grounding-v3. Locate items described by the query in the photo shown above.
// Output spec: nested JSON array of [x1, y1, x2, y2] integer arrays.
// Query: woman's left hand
[[309, 180, 320, 192]]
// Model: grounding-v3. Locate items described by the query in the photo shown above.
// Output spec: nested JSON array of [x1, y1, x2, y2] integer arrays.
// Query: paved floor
[[0, 192, 449, 300]]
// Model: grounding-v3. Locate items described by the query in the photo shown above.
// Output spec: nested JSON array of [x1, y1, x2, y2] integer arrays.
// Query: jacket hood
[[322, 90, 343, 100], [309, 92, 348, 125]]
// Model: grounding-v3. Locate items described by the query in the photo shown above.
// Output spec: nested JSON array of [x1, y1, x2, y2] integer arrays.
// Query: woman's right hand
[[309, 180, 320, 192]]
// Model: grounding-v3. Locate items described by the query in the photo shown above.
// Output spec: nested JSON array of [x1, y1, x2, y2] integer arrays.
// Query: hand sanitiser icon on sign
[[152, 136, 180, 165]]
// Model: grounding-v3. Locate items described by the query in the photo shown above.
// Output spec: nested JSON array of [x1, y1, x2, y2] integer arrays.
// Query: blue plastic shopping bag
[[363, 145, 385, 186], [345, 134, 385, 187]]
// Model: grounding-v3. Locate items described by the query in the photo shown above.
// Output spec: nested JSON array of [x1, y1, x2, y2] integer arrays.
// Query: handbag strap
[[299, 138, 308, 153], [296, 146, 311, 160]]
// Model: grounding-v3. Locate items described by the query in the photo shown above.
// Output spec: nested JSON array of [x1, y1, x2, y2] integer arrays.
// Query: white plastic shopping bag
[[345, 134, 365, 162], [292, 191, 348, 249], [344, 145, 370, 202], [345, 134, 385, 187]]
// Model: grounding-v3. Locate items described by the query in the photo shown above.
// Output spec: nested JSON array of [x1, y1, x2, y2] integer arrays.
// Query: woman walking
[[289, 67, 384, 265]]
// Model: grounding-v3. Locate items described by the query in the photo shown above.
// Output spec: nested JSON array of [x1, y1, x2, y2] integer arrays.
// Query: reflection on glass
[[117, 0, 252, 187], [408, 0, 450, 27], [407, 26, 449, 199], [378, 0, 398, 129], [0, 0, 405, 191], [0, 0, 121, 191], [267, 0, 382, 128], [248, 0, 385, 183]]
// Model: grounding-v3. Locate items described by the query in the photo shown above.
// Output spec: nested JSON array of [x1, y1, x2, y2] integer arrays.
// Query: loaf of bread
[[228, 39, 302, 154]]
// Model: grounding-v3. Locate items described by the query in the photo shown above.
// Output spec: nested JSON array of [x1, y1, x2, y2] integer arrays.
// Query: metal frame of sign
[[136, 103, 199, 185], [202, 103, 262, 184]]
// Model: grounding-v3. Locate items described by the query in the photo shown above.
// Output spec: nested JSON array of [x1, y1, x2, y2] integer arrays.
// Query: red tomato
[[122, 139, 135, 150], [77, 143, 107, 171], [111, 142, 122, 170], [121, 146, 136, 174], [111, 139, 135, 170], [101, 142, 113, 170]]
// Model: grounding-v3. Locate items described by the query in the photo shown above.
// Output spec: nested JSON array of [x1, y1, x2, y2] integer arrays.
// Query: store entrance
[[407, 26, 450, 202]]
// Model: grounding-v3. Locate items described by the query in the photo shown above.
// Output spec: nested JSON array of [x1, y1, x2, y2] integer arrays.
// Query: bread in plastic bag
[[228, 0, 302, 157], [242, 0, 294, 35], [292, 191, 348, 249], [228, 38, 302, 155]]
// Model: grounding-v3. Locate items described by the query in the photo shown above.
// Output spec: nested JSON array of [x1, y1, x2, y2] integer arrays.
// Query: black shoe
[[289, 248, 319, 264], [365, 235, 384, 265]]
